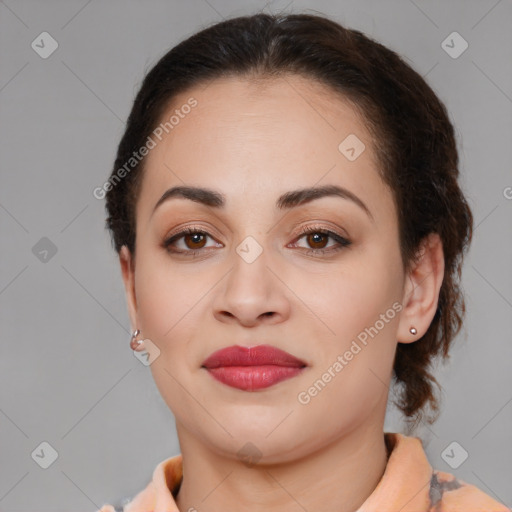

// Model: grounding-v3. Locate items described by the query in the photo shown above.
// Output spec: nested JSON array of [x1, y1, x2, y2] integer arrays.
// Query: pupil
[[188, 233, 205, 248], [309, 233, 326, 248]]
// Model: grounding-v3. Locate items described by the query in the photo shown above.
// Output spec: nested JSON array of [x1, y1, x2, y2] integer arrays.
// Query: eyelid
[[164, 220, 347, 240], [293, 221, 349, 240], [163, 225, 221, 251], [164, 222, 221, 241]]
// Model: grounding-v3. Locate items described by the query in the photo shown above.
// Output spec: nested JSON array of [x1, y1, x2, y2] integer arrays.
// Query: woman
[[98, 12, 509, 512]]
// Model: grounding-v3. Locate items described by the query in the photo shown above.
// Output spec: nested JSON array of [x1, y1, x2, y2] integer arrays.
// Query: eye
[[163, 227, 222, 255], [289, 226, 352, 255]]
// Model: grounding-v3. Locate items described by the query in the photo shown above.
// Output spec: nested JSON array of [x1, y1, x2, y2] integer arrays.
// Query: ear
[[119, 245, 138, 332], [397, 233, 445, 343]]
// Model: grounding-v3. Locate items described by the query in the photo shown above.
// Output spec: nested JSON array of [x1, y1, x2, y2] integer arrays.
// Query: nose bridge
[[212, 231, 289, 324], [228, 233, 272, 300], [228, 200, 272, 271]]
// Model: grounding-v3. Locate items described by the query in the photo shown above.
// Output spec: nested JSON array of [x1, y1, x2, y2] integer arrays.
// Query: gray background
[[1, 0, 511, 510]]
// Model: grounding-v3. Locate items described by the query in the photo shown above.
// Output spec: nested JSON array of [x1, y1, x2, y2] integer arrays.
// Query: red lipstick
[[202, 345, 306, 391]]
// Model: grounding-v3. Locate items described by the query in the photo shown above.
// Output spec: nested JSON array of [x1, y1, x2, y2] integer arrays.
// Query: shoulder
[[429, 469, 511, 511]]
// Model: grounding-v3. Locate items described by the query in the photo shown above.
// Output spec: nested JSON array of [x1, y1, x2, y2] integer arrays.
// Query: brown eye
[[163, 228, 221, 254], [305, 232, 330, 249], [290, 227, 352, 255], [183, 232, 207, 249]]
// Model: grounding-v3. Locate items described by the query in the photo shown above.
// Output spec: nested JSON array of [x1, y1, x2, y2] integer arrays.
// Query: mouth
[[201, 344, 307, 391]]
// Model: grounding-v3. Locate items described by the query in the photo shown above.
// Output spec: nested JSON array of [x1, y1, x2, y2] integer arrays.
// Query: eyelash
[[162, 225, 352, 257]]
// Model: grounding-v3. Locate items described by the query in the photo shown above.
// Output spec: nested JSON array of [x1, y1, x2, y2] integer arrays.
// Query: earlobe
[[119, 245, 138, 332], [397, 233, 445, 344]]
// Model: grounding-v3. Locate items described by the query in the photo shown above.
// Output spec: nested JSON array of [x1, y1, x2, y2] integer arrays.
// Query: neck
[[174, 422, 390, 512]]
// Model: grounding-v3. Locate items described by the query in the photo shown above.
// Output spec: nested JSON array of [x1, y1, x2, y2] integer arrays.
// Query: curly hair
[[104, 12, 473, 428]]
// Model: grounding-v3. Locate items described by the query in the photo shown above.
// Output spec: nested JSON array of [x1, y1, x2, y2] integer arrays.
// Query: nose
[[212, 248, 291, 328]]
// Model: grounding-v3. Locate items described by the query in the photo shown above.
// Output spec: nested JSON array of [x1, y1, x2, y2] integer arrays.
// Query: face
[[121, 75, 411, 463]]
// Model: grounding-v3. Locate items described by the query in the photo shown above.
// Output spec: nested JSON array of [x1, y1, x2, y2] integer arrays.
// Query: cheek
[[295, 265, 400, 429], [133, 252, 221, 369], [133, 257, 206, 413], [301, 244, 403, 398], [133, 253, 196, 349], [303, 252, 402, 343], [134, 264, 174, 340]]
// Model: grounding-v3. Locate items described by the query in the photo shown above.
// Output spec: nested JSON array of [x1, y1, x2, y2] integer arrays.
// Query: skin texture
[[119, 75, 445, 512]]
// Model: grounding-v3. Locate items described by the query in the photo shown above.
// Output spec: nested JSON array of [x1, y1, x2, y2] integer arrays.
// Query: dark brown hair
[[105, 12, 473, 428]]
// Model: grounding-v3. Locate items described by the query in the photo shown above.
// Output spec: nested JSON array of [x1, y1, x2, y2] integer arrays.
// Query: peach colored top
[[98, 432, 510, 512]]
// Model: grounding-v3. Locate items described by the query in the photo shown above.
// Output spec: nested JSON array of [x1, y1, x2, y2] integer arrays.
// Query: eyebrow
[[151, 184, 373, 221]]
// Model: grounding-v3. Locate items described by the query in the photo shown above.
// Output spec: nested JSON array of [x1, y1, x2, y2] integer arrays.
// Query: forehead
[[137, 74, 391, 220]]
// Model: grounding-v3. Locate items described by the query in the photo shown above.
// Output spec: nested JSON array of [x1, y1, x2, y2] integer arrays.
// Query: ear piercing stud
[[409, 327, 417, 335], [130, 329, 144, 351]]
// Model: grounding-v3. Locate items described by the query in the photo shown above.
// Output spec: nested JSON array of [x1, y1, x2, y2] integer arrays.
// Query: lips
[[202, 345, 307, 391], [202, 344, 306, 369]]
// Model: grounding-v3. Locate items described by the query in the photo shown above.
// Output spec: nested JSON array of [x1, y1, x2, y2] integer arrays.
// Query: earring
[[409, 327, 417, 335], [130, 329, 144, 351]]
